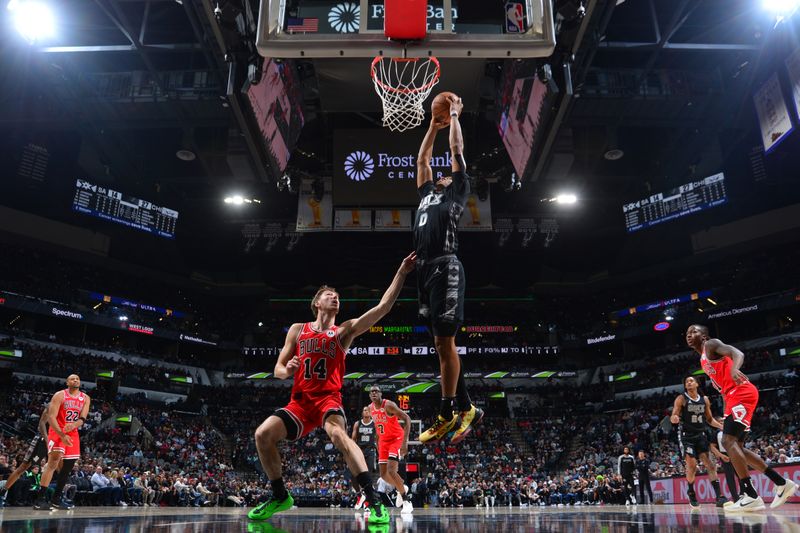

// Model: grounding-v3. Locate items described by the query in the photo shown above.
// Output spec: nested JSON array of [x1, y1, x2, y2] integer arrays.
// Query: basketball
[[432, 91, 459, 124]]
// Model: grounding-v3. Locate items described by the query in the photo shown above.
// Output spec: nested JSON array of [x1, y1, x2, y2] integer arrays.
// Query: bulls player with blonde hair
[[248, 252, 416, 525]]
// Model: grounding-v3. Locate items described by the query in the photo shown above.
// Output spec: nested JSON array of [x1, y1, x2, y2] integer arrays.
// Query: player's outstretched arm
[[417, 119, 446, 190], [338, 252, 417, 350], [448, 96, 466, 177], [274, 323, 303, 379]]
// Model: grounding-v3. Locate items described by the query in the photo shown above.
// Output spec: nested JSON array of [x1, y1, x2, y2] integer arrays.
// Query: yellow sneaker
[[450, 405, 484, 444], [419, 414, 458, 443]]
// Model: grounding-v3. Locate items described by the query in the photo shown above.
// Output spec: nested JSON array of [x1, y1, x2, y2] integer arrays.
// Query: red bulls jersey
[[58, 389, 87, 434], [292, 322, 346, 395], [370, 399, 404, 440]]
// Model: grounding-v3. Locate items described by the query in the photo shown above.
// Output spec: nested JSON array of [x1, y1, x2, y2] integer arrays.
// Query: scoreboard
[[623, 173, 727, 233], [72, 179, 179, 239]]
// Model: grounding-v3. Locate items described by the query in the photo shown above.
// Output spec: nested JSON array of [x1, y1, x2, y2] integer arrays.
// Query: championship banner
[[374, 209, 412, 232], [334, 209, 372, 231], [753, 72, 793, 153], [458, 192, 492, 232], [786, 47, 800, 118], [652, 463, 800, 504], [296, 178, 332, 232]]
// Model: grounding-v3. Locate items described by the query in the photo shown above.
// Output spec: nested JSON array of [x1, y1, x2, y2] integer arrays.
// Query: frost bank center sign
[[333, 129, 454, 206]]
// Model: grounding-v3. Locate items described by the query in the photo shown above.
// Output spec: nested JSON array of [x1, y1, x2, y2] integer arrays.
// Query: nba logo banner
[[505, 2, 525, 33]]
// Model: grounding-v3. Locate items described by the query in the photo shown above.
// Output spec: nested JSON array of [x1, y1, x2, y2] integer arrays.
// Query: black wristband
[[79, 416, 87, 422]]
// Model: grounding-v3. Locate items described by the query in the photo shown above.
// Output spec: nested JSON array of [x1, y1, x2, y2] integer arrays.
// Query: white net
[[371, 56, 440, 132]]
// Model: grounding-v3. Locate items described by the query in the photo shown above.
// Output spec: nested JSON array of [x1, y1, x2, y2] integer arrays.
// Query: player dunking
[[351, 406, 377, 510], [670, 375, 726, 508], [414, 94, 482, 444], [368, 386, 413, 513], [688, 325, 797, 511], [34, 374, 90, 510], [248, 253, 416, 525]]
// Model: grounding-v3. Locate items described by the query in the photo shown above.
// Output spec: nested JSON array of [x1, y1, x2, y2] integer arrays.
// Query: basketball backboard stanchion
[[256, 0, 555, 59]]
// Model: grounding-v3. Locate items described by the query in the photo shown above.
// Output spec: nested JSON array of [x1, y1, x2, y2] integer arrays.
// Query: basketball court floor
[[1, 505, 799, 532]]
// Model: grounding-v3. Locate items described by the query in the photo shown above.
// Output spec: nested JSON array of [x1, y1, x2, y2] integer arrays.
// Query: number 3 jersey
[[292, 322, 347, 396]]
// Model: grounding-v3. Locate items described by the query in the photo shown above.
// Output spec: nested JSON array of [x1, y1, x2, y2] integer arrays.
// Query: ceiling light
[[176, 149, 196, 161], [555, 194, 577, 204], [9, 1, 55, 43], [763, 0, 800, 15], [706, 298, 717, 306], [604, 148, 624, 160], [119, 316, 128, 321]]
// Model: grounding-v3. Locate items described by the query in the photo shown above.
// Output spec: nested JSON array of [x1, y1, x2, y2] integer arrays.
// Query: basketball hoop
[[371, 56, 441, 132]]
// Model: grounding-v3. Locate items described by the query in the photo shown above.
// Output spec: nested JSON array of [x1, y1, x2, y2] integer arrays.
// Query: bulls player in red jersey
[[34, 374, 91, 510], [688, 325, 796, 512], [368, 386, 413, 513], [248, 253, 416, 525]]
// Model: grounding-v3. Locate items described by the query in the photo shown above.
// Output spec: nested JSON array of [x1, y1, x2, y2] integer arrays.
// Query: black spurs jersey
[[413, 171, 469, 260], [356, 419, 377, 449], [618, 454, 635, 478], [681, 392, 707, 436]]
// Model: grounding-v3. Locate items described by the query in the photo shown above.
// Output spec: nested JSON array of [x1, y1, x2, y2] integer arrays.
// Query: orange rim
[[371, 56, 440, 95]]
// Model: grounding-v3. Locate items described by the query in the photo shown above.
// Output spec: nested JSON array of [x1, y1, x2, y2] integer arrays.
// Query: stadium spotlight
[[224, 195, 260, 205], [555, 193, 577, 205], [8, 0, 55, 43], [763, 0, 800, 17], [118, 316, 128, 321]]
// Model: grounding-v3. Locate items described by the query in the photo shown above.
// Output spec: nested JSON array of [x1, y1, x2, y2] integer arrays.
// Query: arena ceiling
[[0, 0, 798, 292]]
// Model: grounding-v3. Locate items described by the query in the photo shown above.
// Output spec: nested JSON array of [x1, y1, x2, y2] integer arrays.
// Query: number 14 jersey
[[292, 322, 347, 396]]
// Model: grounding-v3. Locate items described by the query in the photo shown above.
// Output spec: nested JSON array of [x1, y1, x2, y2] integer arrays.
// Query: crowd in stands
[[2, 352, 798, 509]]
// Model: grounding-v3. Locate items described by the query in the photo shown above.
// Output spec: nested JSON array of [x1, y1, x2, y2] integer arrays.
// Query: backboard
[[256, 0, 555, 58]]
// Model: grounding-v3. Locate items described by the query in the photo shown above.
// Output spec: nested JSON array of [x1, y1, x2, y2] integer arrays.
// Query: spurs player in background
[[1, 406, 49, 506], [414, 94, 482, 444], [688, 325, 797, 511], [34, 374, 90, 510], [248, 253, 416, 525], [670, 375, 725, 508], [369, 386, 413, 513], [351, 406, 377, 510]]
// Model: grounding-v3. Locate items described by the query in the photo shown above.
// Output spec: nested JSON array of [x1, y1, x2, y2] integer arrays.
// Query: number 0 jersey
[[292, 322, 347, 396], [58, 389, 87, 434]]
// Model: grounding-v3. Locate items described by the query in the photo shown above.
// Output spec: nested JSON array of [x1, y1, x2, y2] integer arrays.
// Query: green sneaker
[[248, 494, 294, 520], [367, 502, 390, 524]]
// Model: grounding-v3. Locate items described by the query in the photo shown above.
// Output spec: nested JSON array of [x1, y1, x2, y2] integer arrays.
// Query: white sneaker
[[401, 500, 413, 514], [395, 490, 404, 508], [354, 494, 366, 510], [725, 494, 766, 512], [770, 479, 797, 509]]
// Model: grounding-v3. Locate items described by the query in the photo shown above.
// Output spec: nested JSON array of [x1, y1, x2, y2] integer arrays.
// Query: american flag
[[286, 17, 319, 33]]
